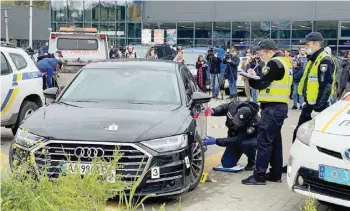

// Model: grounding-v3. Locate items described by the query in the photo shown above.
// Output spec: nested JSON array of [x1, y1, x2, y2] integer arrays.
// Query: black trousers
[[42, 75, 47, 90], [253, 103, 288, 180], [221, 137, 257, 168]]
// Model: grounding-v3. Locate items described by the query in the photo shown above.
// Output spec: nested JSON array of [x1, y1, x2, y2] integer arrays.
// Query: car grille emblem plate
[[74, 147, 105, 158]]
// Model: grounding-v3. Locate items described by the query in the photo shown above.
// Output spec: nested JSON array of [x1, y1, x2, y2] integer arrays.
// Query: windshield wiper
[[129, 102, 154, 105], [71, 100, 99, 103], [58, 101, 80, 107]]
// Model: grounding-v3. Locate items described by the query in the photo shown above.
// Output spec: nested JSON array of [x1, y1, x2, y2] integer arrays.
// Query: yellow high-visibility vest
[[258, 57, 292, 103], [298, 50, 333, 105]]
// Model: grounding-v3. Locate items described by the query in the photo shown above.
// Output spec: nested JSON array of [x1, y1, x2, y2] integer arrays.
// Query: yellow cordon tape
[[321, 103, 350, 133]]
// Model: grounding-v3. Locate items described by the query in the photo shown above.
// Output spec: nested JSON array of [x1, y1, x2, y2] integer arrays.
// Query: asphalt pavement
[[0, 73, 348, 211]]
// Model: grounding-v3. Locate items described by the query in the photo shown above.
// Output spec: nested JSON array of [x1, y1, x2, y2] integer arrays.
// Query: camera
[[207, 47, 214, 55], [225, 53, 231, 60]]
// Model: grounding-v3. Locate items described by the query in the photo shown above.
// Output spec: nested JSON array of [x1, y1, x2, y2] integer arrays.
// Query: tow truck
[[48, 27, 109, 73]]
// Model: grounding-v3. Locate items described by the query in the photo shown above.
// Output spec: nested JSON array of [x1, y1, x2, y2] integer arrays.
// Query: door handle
[[12, 81, 18, 86]]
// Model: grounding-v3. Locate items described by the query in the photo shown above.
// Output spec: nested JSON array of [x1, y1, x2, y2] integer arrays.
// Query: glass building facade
[[51, 0, 350, 57]]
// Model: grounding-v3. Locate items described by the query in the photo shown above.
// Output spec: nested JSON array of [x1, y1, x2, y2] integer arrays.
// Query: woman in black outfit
[[196, 55, 208, 91]]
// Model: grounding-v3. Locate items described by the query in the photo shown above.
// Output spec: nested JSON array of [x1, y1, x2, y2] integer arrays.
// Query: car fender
[[176, 114, 197, 148]]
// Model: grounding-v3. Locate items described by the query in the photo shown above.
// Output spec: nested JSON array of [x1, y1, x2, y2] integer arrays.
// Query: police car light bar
[[59, 27, 98, 33]]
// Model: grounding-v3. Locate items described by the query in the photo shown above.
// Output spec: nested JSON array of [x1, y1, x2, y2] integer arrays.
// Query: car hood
[[21, 103, 189, 142], [313, 100, 350, 136]]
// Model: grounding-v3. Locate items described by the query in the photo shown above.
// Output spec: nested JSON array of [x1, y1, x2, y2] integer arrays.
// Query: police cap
[[300, 32, 324, 44], [232, 107, 253, 128], [253, 39, 278, 51]]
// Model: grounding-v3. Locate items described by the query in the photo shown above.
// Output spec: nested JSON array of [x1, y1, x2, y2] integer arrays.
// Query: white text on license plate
[[66, 163, 116, 183]]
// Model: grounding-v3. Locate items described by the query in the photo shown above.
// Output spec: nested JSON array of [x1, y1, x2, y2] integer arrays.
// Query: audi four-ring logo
[[74, 147, 105, 158]]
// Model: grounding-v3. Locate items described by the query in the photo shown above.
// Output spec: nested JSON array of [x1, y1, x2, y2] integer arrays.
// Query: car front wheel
[[11, 101, 39, 135], [189, 136, 205, 191]]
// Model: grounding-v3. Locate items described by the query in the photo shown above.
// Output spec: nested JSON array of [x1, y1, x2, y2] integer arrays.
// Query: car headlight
[[14, 128, 44, 148], [296, 119, 315, 146], [141, 135, 188, 152]]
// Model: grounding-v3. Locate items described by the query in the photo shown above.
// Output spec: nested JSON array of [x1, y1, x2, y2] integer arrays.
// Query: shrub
[[1, 150, 127, 211], [1, 147, 182, 211], [301, 196, 317, 211]]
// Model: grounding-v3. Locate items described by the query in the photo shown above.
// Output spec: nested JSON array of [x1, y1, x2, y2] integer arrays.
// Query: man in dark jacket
[[292, 58, 304, 110], [38, 42, 49, 56], [207, 49, 222, 99], [340, 51, 350, 96], [203, 100, 260, 170], [223, 47, 240, 99]]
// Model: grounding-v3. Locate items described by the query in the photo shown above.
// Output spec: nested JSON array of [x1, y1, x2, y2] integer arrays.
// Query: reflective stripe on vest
[[298, 51, 330, 105], [258, 57, 292, 103]]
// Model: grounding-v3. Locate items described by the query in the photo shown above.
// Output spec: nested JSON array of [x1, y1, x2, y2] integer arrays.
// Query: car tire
[[189, 135, 205, 191], [11, 101, 39, 135]]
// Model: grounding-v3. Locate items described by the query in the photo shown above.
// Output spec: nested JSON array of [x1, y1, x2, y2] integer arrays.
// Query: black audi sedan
[[10, 59, 210, 197]]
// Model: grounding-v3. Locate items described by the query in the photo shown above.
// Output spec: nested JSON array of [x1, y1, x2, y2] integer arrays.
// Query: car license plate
[[66, 163, 116, 183], [319, 165, 350, 186]]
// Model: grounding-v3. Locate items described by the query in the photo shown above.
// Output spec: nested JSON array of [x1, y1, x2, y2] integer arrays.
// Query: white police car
[[287, 93, 350, 208], [1, 42, 44, 135]]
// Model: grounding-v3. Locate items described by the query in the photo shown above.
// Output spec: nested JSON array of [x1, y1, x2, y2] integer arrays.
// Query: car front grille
[[316, 146, 343, 160], [32, 141, 152, 187], [294, 167, 350, 201]]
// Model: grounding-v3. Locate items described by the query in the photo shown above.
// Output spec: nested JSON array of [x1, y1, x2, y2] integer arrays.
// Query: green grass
[[1, 145, 181, 211]]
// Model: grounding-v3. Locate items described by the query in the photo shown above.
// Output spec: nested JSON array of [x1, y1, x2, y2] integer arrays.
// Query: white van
[[1, 42, 44, 135], [48, 27, 109, 72]]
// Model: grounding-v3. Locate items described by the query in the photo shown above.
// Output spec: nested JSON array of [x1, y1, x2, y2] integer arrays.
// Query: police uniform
[[242, 39, 292, 185], [292, 32, 335, 142], [209, 101, 260, 169]]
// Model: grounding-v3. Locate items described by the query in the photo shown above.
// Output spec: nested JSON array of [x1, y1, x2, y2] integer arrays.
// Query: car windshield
[[60, 68, 181, 105], [182, 52, 203, 66], [133, 46, 149, 58]]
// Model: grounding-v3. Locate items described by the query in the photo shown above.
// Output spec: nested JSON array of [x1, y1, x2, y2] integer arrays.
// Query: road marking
[[321, 104, 350, 132]]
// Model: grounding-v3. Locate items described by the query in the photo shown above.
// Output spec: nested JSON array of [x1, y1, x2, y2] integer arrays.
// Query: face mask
[[306, 48, 314, 55]]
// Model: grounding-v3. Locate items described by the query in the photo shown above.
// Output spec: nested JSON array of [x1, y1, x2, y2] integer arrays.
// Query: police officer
[[242, 39, 291, 185], [203, 100, 260, 170], [292, 32, 335, 142]]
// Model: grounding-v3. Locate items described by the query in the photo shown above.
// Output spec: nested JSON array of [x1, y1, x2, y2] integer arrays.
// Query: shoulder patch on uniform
[[262, 66, 270, 75], [320, 64, 328, 72]]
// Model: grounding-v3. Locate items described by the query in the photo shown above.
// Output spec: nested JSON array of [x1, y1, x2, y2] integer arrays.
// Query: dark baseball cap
[[300, 32, 324, 44], [253, 39, 278, 51], [233, 107, 253, 128]]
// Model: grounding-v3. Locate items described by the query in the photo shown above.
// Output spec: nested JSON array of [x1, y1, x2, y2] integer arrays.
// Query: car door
[[180, 66, 207, 139], [0, 51, 15, 121]]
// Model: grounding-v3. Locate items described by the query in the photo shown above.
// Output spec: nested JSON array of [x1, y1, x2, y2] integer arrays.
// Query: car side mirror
[[191, 92, 211, 106], [43, 87, 58, 100]]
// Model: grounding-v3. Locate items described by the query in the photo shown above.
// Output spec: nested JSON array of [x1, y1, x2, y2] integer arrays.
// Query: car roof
[[84, 59, 179, 71], [0, 41, 17, 49]]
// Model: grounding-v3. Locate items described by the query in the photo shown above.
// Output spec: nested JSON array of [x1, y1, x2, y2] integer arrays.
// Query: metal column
[[29, 0, 33, 47]]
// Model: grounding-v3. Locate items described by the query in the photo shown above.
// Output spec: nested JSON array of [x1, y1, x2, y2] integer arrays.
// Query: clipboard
[[239, 71, 261, 80], [213, 165, 245, 173]]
